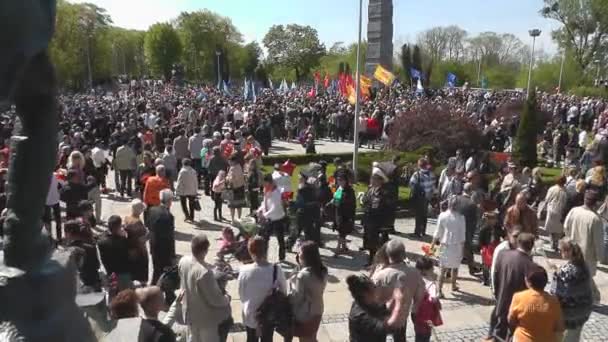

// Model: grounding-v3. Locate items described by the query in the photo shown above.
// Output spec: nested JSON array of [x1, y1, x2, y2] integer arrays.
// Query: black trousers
[[414, 197, 429, 235], [151, 249, 172, 285], [246, 326, 274, 342], [43, 203, 62, 240], [118, 169, 133, 196], [180, 196, 195, 221], [262, 218, 287, 261], [192, 158, 202, 183]]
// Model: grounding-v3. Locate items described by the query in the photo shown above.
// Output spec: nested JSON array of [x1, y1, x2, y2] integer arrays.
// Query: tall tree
[[513, 92, 539, 167], [175, 10, 243, 80], [144, 23, 182, 79], [541, 0, 608, 72], [263, 24, 325, 80], [412, 45, 423, 72], [417, 27, 448, 62], [444, 25, 468, 61], [400, 44, 412, 79], [243, 41, 262, 78]]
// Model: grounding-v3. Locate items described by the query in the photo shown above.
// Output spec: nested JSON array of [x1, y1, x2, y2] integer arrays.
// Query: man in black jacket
[[146, 189, 176, 284], [98, 215, 130, 284], [60, 169, 96, 220]]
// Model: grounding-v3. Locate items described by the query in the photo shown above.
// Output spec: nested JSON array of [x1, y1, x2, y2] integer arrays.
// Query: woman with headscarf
[[346, 274, 405, 342], [123, 199, 148, 283], [361, 168, 391, 266], [332, 171, 356, 256]]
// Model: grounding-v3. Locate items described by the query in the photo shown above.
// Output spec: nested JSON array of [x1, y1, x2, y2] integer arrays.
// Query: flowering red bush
[[387, 103, 484, 159]]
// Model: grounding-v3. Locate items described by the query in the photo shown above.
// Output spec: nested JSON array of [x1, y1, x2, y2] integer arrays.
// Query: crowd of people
[[2, 78, 608, 342]]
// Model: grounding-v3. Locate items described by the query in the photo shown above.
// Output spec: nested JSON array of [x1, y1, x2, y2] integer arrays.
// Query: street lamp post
[[526, 29, 541, 98], [477, 54, 482, 87], [216, 50, 222, 88], [558, 50, 565, 93], [352, 0, 363, 179]]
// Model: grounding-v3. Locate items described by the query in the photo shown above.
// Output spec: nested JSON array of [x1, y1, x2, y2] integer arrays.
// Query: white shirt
[[46, 175, 61, 205], [238, 263, 287, 329], [233, 110, 243, 121], [258, 188, 285, 221], [91, 147, 106, 168], [433, 209, 466, 245], [490, 240, 511, 296], [272, 170, 292, 194]]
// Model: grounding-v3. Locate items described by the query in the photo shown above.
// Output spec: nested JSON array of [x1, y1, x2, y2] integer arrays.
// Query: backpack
[[255, 264, 294, 338]]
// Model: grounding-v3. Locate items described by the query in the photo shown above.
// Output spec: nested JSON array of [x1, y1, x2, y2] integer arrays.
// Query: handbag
[[222, 189, 234, 201], [256, 264, 294, 338]]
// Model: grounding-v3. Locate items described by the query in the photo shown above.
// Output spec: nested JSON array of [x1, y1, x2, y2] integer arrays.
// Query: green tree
[[412, 45, 423, 72], [541, 0, 608, 72], [513, 93, 539, 167], [243, 41, 262, 78], [175, 10, 243, 80], [263, 24, 325, 80], [400, 44, 412, 79], [144, 23, 182, 79]]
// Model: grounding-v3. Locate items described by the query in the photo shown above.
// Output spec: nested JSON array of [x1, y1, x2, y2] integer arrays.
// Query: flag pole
[[353, 0, 363, 180]]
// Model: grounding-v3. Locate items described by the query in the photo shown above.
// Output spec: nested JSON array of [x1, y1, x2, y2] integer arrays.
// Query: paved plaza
[[96, 141, 608, 341]]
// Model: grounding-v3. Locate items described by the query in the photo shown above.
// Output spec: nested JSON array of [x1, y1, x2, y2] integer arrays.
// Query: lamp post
[[526, 29, 541, 98], [216, 50, 222, 88], [558, 50, 565, 93], [352, 0, 363, 179], [477, 53, 482, 87], [595, 59, 601, 86]]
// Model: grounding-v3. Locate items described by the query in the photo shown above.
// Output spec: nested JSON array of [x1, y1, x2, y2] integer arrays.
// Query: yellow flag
[[373, 64, 395, 86], [347, 85, 357, 105], [360, 75, 372, 96]]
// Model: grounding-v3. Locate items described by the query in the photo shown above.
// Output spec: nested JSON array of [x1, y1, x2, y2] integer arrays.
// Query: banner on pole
[[374, 65, 395, 86]]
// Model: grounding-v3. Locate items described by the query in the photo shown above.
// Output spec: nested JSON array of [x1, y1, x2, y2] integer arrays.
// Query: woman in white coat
[[543, 176, 568, 250], [176, 158, 199, 222], [431, 196, 466, 298]]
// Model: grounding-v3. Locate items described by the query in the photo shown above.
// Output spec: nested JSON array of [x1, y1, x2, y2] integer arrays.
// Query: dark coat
[[348, 301, 390, 342], [60, 181, 96, 218], [138, 319, 176, 342], [67, 239, 101, 290], [491, 249, 536, 338], [97, 232, 130, 276], [146, 205, 176, 262], [335, 185, 356, 236]]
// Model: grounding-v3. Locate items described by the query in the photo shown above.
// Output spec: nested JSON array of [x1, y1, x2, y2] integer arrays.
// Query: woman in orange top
[[508, 266, 564, 342]]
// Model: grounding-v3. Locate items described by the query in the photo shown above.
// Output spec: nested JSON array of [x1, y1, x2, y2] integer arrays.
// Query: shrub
[[570, 86, 608, 100], [387, 103, 484, 159]]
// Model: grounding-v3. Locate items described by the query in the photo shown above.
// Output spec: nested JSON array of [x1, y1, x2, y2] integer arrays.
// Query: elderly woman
[[432, 197, 466, 298], [347, 274, 405, 342], [586, 164, 606, 198], [333, 171, 356, 256], [508, 266, 564, 342], [226, 153, 246, 222], [550, 238, 593, 342], [176, 158, 199, 222], [123, 199, 149, 283], [543, 176, 569, 250], [361, 169, 392, 266]]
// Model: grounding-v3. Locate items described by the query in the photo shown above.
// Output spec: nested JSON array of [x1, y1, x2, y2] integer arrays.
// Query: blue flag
[[447, 73, 457, 88], [243, 79, 250, 100], [222, 81, 231, 96], [410, 67, 423, 80], [251, 80, 257, 103]]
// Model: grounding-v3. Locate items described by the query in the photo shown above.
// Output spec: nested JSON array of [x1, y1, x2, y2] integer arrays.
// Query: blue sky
[[72, 0, 560, 53]]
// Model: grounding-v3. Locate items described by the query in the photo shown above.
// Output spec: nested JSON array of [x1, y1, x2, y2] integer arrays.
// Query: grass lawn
[[261, 164, 411, 206]]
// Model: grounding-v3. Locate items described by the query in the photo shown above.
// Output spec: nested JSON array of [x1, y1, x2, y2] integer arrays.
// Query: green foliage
[[541, 0, 608, 72], [569, 86, 608, 99], [312, 43, 366, 78], [429, 61, 473, 87], [484, 64, 520, 89], [513, 93, 539, 167], [412, 45, 423, 72], [144, 23, 182, 79], [400, 44, 412, 79], [263, 24, 325, 80], [516, 52, 589, 91]]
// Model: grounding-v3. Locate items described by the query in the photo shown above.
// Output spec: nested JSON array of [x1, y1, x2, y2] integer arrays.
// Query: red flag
[[338, 73, 346, 96], [345, 73, 354, 88], [308, 86, 316, 98], [314, 71, 321, 84], [324, 73, 330, 88]]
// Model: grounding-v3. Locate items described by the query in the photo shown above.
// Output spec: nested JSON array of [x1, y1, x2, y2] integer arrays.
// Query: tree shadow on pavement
[[321, 251, 367, 272], [445, 290, 494, 307], [193, 219, 228, 231], [174, 231, 193, 242], [593, 304, 608, 316]]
